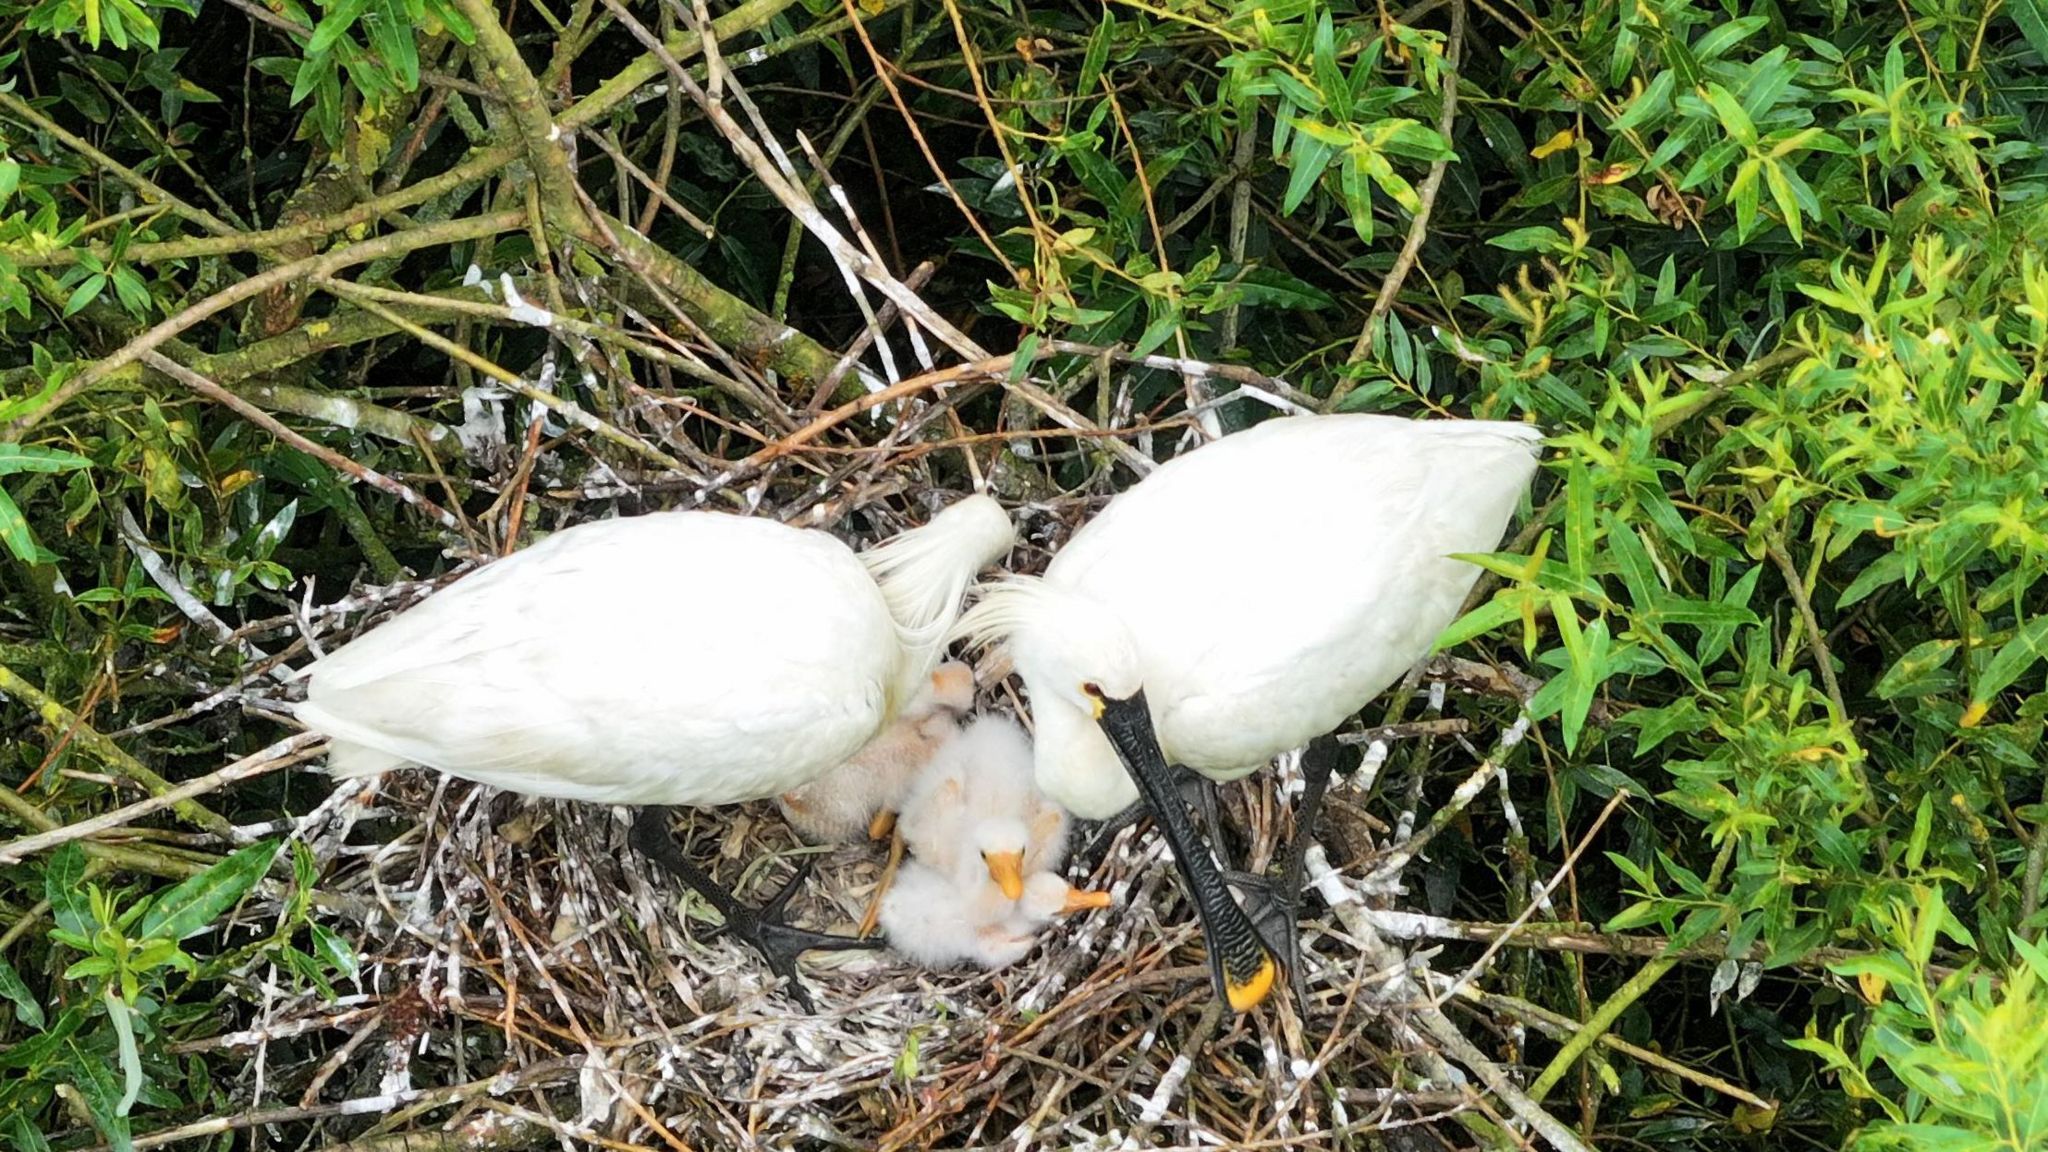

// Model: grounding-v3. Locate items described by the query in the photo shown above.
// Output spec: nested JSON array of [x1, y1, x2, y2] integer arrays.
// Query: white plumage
[[881, 868, 1107, 970], [959, 413, 1544, 818], [298, 495, 1014, 811], [875, 865, 1054, 970], [880, 713, 1108, 969]]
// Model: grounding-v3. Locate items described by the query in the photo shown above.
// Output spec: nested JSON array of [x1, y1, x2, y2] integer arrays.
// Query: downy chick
[[897, 712, 1072, 899], [777, 661, 976, 844], [880, 865, 1110, 970]]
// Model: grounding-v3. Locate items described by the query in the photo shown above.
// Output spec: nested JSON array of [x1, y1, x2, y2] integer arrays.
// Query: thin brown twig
[[140, 352, 466, 531], [0, 734, 324, 864], [2, 212, 525, 441], [838, 0, 1020, 284]]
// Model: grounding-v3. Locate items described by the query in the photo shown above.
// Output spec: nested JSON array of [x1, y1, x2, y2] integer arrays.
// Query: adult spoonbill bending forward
[[956, 413, 1544, 1013], [298, 495, 1015, 1009]]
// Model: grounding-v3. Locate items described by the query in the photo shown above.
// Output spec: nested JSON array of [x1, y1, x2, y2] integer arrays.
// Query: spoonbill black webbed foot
[[631, 807, 883, 1013]]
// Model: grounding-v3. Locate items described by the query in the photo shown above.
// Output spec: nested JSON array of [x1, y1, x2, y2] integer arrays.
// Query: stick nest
[[250, 465, 1524, 1151]]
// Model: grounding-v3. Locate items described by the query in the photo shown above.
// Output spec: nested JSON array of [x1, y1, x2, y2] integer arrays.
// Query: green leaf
[[1488, 225, 1566, 253], [137, 840, 280, 942], [1605, 899, 1668, 931], [1280, 140, 1332, 216], [46, 843, 91, 936], [1763, 159, 1803, 244], [1434, 596, 1521, 652], [1837, 550, 1909, 607], [1131, 307, 1180, 358], [0, 443, 94, 476], [1875, 639, 1959, 700], [1621, 697, 1708, 755], [1729, 157, 1761, 238], [1312, 11, 1350, 120], [63, 1038, 133, 1152], [62, 274, 105, 317], [1905, 793, 1933, 872], [0, 1115, 50, 1152], [1700, 83, 1757, 148], [1227, 266, 1336, 312], [1656, 599, 1760, 627], [1007, 332, 1039, 385], [308, 921, 359, 980], [2009, 0, 2048, 65], [0, 954, 44, 1028], [1678, 138, 1742, 190], [1972, 617, 2048, 710], [1607, 520, 1661, 611], [1339, 145, 1374, 244], [1076, 10, 1113, 99], [305, 0, 369, 54], [1609, 69, 1675, 133], [1561, 615, 1609, 752], [0, 485, 41, 563], [1564, 456, 1594, 583], [1691, 16, 1767, 60]]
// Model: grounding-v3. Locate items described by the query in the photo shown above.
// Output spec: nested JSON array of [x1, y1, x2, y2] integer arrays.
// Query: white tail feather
[[861, 494, 1015, 694]]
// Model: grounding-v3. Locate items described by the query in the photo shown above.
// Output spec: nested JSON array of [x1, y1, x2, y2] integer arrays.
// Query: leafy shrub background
[[2, 0, 2047, 1145]]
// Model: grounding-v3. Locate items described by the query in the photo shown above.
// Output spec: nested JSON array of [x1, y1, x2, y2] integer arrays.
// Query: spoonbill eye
[[1081, 681, 1104, 698]]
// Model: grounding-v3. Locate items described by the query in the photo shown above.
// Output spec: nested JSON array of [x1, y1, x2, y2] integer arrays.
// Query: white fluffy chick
[[880, 865, 1110, 970], [776, 661, 976, 844], [897, 712, 1071, 900]]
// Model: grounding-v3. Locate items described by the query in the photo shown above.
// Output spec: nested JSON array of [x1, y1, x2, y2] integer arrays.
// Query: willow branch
[[1342, 0, 1466, 374], [1, 211, 526, 441], [0, 734, 325, 864], [0, 91, 236, 237], [2, 146, 512, 270], [0, 664, 233, 838], [140, 351, 465, 531]]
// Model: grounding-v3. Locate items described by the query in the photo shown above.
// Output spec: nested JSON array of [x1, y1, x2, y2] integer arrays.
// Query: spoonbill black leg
[[631, 807, 883, 1012], [1079, 770, 1225, 870], [1077, 801, 1148, 869], [1217, 736, 1345, 1014]]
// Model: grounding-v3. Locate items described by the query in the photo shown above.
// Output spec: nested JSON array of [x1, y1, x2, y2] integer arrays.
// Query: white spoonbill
[[955, 413, 1544, 1013], [297, 495, 1014, 1008]]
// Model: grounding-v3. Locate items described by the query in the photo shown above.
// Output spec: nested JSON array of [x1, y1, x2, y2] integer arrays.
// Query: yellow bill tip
[[1226, 954, 1279, 1013]]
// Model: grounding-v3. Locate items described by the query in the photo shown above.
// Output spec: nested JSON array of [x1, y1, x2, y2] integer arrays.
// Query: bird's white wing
[[299, 512, 900, 806]]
